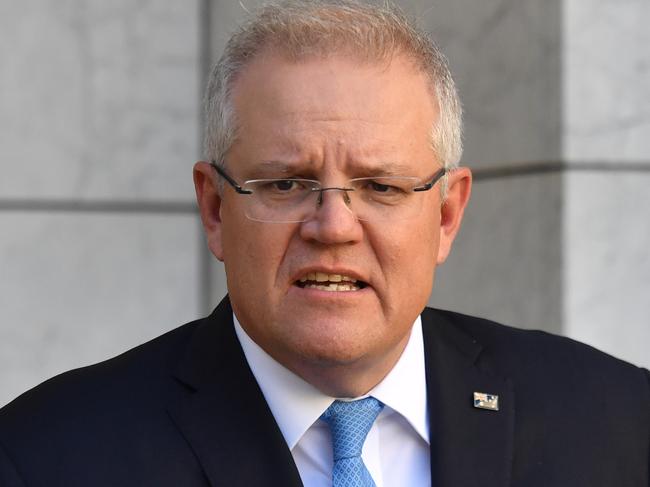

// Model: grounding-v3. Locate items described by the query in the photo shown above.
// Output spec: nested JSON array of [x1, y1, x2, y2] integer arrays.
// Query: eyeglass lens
[[241, 177, 428, 223]]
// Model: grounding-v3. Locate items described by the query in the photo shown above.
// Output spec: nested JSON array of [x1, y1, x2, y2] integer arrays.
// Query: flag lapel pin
[[473, 392, 499, 411]]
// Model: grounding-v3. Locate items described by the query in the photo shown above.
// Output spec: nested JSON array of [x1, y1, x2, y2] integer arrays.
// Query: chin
[[286, 329, 380, 368]]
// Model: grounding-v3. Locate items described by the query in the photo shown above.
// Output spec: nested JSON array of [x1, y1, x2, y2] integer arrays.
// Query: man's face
[[195, 52, 470, 395]]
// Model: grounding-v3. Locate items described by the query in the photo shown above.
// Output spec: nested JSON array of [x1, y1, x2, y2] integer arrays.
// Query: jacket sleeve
[[0, 440, 26, 487]]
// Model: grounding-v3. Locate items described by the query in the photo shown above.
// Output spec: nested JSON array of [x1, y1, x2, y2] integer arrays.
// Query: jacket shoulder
[[423, 307, 650, 401], [422, 308, 650, 485], [0, 318, 216, 486], [424, 307, 640, 364], [0, 318, 201, 435]]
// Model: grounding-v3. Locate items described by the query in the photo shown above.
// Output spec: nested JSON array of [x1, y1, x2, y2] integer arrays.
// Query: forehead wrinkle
[[253, 132, 417, 174], [256, 159, 416, 178], [275, 106, 399, 133], [247, 114, 424, 177], [272, 118, 402, 154], [283, 112, 396, 124]]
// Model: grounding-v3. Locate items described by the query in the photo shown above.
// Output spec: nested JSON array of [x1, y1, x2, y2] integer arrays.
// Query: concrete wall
[[420, 0, 564, 334], [1, 0, 648, 406], [427, 0, 650, 368], [562, 0, 650, 368], [0, 1, 203, 406]]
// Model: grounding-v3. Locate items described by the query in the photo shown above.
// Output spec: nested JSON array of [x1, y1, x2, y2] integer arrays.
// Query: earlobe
[[436, 167, 472, 264], [193, 161, 225, 261]]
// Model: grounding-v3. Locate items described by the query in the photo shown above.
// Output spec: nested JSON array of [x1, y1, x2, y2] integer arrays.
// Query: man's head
[[194, 0, 471, 396], [204, 0, 463, 177]]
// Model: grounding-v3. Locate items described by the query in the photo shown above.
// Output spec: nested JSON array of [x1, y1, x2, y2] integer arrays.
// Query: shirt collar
[[233, 314, 429, 450]]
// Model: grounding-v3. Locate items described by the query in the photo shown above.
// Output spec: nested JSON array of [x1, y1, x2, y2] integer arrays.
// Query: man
[[1, 1, 648, 486]]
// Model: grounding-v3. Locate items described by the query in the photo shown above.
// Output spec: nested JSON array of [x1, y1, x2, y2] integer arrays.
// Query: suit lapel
[[167, 297, 303, 487], [422, 309, 514, 487], [166, 300, 514, 486]]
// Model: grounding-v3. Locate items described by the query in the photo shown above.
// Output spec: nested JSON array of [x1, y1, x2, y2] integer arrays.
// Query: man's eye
[[369, 181, 394, 193], [273, 180, 297, 191], [258, 179, 310, 195], [366, 180, 404, 194]]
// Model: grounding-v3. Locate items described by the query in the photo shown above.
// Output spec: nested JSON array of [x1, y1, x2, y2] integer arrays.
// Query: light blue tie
[[320, 397, 384, 487]]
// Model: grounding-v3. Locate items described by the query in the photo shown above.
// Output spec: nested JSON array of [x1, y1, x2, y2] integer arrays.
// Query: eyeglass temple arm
[[412, 167, 447, 192], [211, 162, 253, 194]]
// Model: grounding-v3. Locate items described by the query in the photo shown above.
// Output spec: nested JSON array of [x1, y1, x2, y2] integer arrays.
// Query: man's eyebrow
[[252, 160, 416, 176], [250, 160, 297, 175], [355, 161, 415, 176]]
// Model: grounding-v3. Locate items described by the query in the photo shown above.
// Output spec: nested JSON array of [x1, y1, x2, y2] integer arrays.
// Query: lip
[[290, 266, 370, 287], [287, 281, 373, 302]]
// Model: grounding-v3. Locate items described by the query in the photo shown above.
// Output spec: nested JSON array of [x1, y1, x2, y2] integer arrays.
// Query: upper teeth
[[299, 272, 358, 283]]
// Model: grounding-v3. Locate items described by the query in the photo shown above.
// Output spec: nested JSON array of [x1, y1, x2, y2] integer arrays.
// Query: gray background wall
[[1, 0, 648, 407]]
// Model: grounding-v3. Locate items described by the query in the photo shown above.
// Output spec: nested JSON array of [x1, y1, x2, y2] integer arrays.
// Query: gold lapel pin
[[473, 392, 499, 411]]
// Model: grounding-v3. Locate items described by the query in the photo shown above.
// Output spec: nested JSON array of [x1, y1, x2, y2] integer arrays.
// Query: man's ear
[[193, 161, 225, 261], [437, 167, 472, 264]]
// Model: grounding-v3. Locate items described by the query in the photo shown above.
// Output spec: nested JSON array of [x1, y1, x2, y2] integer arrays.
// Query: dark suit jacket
[[1, 297, 648, 486]]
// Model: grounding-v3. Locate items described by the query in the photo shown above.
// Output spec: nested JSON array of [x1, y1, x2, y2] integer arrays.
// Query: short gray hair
[[204, 0, 462, 174]]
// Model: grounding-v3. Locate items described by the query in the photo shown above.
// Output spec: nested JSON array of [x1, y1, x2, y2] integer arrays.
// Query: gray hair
[[204, 0, 462, 176]]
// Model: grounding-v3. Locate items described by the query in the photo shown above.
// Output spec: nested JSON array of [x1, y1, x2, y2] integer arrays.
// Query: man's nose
[[299, 188, 363, 244]]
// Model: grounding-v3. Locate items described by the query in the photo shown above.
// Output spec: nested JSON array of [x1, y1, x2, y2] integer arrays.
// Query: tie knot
[[320, 397, 384, 461]]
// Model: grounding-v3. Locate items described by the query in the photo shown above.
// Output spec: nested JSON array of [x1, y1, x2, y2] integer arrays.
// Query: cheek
[[382, 217, 439, 265], [414, 201, 442, 262], [375, 216, 440, 296], [221, 217, 292, 288]]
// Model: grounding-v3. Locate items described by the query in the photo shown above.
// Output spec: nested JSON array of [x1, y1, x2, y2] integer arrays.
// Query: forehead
[[229, 52, 438, 170]]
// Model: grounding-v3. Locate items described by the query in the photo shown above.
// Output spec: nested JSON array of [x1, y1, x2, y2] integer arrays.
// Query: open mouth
[[295, 272, 367, 292]]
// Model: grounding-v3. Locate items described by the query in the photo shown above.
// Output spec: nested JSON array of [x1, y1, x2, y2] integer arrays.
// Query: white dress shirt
[[234, 315, 431, 487]]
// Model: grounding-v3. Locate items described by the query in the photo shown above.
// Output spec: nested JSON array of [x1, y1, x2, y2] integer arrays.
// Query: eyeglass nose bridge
[[311, 186, 354, 206]]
